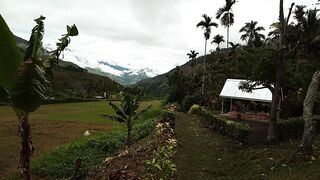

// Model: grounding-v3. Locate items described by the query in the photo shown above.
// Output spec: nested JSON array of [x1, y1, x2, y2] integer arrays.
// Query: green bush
[[189, 106, 250, 143], [181, 93, 203, 112], [188, 104, 202, 115]]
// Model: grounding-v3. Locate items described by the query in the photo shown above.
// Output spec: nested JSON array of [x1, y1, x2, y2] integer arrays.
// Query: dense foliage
[[277, 116, 320, 140]]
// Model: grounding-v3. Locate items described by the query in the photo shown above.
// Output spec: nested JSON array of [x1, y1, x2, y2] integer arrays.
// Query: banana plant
[[0, 15, 78, 179], [101, 91, 151, 147]]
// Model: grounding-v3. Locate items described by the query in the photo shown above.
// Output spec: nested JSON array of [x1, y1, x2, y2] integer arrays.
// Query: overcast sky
[[1, 0, 318, 75]]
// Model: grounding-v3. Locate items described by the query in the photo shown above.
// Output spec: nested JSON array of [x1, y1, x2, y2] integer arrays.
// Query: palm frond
[[255, 26, 265, 31], [209, 22, 219, 27], [196, 21, 207, 28], [216, 7, 226, 19], [221, 12, 234, 27]]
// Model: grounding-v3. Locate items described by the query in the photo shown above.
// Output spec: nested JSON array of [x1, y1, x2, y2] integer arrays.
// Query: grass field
[[0, 100, 161, 178]]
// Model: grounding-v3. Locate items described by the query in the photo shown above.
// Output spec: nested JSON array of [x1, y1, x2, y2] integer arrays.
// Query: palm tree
[[187, 50, 199, 67], [239, 20, 266, 47], [216, 0, 236, 51], [211, 34, 225, 50], [196, 14, 218, 94], [228, 42, 241, 56]]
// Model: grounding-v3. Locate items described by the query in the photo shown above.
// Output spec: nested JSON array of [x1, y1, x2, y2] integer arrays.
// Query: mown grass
[[175, 113, 320, 180], [0, 100, 161, 178], [31, 100, 161, 125]]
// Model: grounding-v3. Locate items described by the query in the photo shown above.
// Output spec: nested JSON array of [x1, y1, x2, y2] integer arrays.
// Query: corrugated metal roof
[[219, 79, 272, 103]]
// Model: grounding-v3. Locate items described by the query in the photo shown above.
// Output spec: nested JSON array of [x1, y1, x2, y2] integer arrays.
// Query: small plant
[[159, 111, 177, 129], [101, 91, 150, 147], [145, 138, 177, 180], [146, 114, 177, 180]]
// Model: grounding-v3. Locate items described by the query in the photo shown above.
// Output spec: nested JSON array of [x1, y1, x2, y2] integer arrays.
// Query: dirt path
[[174, 113, 240, 180]]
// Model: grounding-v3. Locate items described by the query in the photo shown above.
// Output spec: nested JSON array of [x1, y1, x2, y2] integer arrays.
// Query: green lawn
[[29, 100, 161, 125], [0, 100, 161, 178]]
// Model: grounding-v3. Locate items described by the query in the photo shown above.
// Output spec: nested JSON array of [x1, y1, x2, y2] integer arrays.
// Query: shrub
[[189, 106, 250, 143], [181, 93, 203, 112], [188, 104, 202, 115], [159, 110, 177, 128]]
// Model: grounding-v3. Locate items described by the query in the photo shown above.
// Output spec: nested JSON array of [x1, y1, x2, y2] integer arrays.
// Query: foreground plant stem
[[18, 112, 34, 180]]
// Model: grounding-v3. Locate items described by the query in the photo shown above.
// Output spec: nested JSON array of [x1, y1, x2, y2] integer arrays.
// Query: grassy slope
[[175, 113, 320, 180], [0, 100, 161, 178]]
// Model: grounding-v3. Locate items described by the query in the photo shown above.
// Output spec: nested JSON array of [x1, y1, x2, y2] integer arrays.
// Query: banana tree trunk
[[18, 113, 34, 180], [127, 122, 132, 147], [299, 71, 320, 157], [202, 39, 207, 95]]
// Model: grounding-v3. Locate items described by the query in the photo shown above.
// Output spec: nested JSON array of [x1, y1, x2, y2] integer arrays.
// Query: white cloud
[[1, 0, 318, 76]]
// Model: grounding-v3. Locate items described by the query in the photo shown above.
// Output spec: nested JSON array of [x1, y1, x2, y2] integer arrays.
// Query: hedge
[[189, 104, 250, 143]]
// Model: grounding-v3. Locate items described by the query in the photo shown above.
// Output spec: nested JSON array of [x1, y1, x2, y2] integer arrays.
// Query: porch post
[[230, 98, 233, 112], [221, 98, 224, 114]]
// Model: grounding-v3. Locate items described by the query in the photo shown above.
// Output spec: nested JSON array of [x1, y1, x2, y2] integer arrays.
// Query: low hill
[[135, 56, 206, 97]]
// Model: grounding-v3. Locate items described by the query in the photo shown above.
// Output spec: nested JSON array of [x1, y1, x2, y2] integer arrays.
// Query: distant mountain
[[42, 46, 157, 85], [86, 66, 149, 85], [14, 36, 122, 98], [135, 56, 206, 97]]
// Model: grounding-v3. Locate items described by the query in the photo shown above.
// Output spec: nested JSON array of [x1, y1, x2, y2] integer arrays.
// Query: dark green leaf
[[67, 24, 79, 36], [10, 60, 50, 112], [132, 105, 151, 122], [100, 114, 125, 123], [0, 15, 22, 89]]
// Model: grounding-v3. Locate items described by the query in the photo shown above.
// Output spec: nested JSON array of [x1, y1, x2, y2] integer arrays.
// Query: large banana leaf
[[0, 15, 22, 89], [10, 60, 50, 112]]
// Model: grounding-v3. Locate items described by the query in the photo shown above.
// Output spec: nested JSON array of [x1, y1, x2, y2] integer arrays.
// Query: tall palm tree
[[239, 20, 266, 47], [211, 34, 225, 50], [196, 14, 218, 94], [187, 50, 199, 67], [216, 0, 236, 51], [228, 42, 241, 55]]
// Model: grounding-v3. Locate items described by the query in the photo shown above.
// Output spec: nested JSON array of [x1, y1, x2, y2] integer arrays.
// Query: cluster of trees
[[167, 0, 320, 158]]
